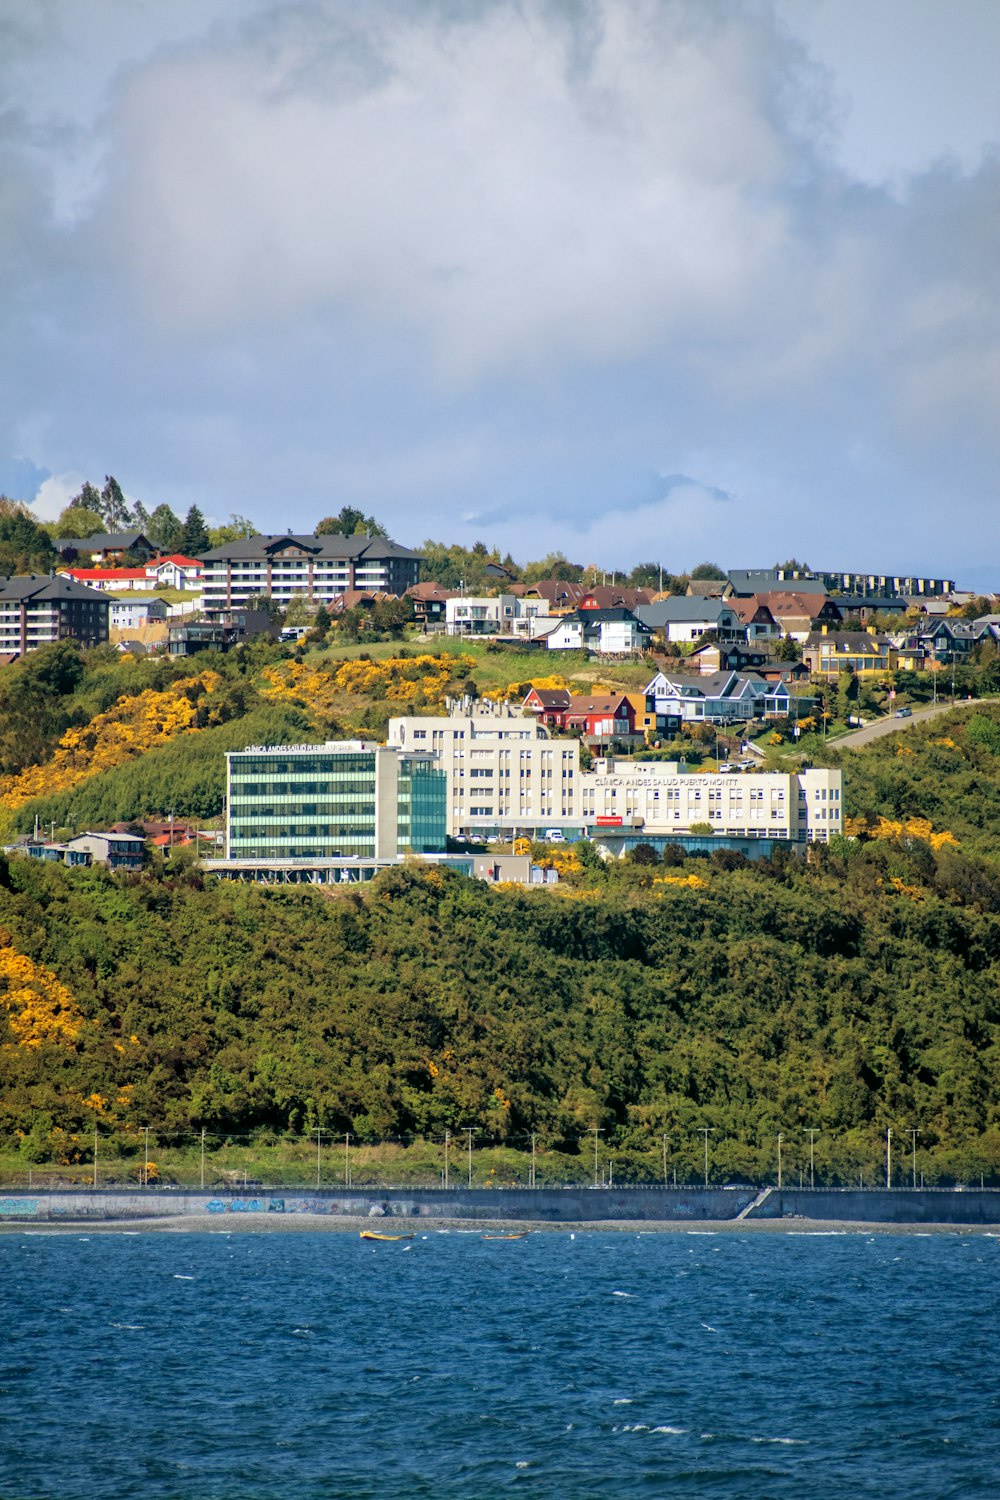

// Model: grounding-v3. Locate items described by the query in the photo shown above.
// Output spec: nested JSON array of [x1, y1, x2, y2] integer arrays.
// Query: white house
[[643, 670, 813, 726], [634, 598, 742, 643], [444, 594, 549, 637], [541, 607, 651, 655], [109, 596, 170, 629], [144, 554, 204, 590]]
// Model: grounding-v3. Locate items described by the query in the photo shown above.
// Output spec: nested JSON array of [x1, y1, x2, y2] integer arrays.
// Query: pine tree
[[100, 475, 131, 531], [147, 504, 184, 552], [181, 506, 209, 554]]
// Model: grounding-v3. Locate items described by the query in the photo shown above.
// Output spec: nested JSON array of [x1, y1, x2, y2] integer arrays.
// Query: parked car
[[894, 706, 912, 718]]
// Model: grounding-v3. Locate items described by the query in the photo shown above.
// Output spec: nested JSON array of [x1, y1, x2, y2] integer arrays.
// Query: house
[[685, 578, 730, 598], [445, 594, 549, 637], [688, 640, 772, 675], [167, 608, 277, 657], [199, 532, 423, 614], [726, 597, 781, 640], [757, 592, 843, 641], [832, 595, 910, 621], [0, 574, 110, 656], [541, 607, 651, 655], [108, 596, 170, 630], [644, 669, 813, 728], [801, 630, 898, 678], [512, 581, 653, 614], [406, 580, 456, 626], [64, 831, 146, 870], [727, 568, 829, 598], [144, 554, 203, 590], [562, 694, 638, 744], [59, 567, 153, 593], [624, 691, 658, 741], [522, 687, 573, 725], [906, 619, 979, 664], [635, 597, 742, 643], [53, 531, 155, 563]]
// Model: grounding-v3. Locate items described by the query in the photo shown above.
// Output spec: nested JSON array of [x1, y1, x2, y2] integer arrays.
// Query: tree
[[690, 562, 727, 581], [147, 504, 184, 552], [523, 551, 584, 584], [316, 507, 387, 538], [775, 634, 801, 661], [100, 475, 131, 531], [208, 514, 258, 547], [774, 558, 811, 573], [54, 504, 105, 540], [181, 506, 210, 554], [0, 510, 56, 576], [70, 481, 103, 517]]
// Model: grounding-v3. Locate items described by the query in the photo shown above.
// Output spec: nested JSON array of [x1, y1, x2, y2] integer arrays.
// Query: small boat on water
[[482, 1231, 529, 1241], [359, 1230, 415, 1242]]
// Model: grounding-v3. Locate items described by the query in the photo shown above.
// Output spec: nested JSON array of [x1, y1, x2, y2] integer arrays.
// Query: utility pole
[[464, 1127, 474, 1187], [344, 1133, 351, 1187], [200, 1127, 206, 1190], [444, 1130, 450, 1189], [93, 1123, 98, 1189], [777, 1132, 783, 1189], [315, 1128, 322, 1189], [662, 1133, 668, 1187], [886, 1127, 892, 1189], [144, 1124, 150, 1189], [807, 1128, 817, 1189], [698, 1127, 711, 1187], [530, 1132, 537, 1189], [592, 1126, 603, 1187], [909, 1127, 919, 1189]]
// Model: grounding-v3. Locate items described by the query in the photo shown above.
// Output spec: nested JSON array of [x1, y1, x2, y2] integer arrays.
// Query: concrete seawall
[[1, 1184, 999, 1226]]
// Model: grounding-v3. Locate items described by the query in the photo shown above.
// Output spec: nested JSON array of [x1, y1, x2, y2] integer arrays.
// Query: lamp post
[[886, 1127, 892, 1189], [662, 1133, 668, 1188], [93, 1123, 98, 1189], [315, 1128, 322, 1189], [200, 1127, 206, 1190], [144, 1124, 150, 1189], [464, 1127, 474, 1188], [777, 1132, 783, 1189], [530, 1132, 537, 1189], [807, 1128, 817, 1189], [909, 1127, 919, 1189], [344, 1133, 351, 1187], [592, 1126, 603, 1187], [698, 1127, 712, 1187]]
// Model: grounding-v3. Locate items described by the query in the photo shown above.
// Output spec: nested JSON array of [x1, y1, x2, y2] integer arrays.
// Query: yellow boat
[[482, 1231, 529, 1241], [359, 1230, 415, 1242]]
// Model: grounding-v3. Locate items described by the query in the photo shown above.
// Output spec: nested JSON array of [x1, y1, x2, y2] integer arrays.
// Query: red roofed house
[[522, 686, 573, 725], [406, 580, 456, 626], [563, 693, 637, 745], [59, 567, 152, 593], [145, 554, 204, 590]]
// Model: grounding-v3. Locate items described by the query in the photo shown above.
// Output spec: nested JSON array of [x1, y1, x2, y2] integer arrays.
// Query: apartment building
[[387, 710, 581, 836], [199, 533, 422, 613], [226, 741, 447, 861], [579, 759, 843, 842], [444, 594, 549, 636], [0, 574, 110, 657]]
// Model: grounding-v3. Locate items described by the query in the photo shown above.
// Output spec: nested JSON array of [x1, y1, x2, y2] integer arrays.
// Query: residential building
[[635, 597, 742, 643], [0, 575, 110, 657], [728, 567, 955, 600], [53, 531, 155, 563], [726, 597, 781, 640], [727, 569, 829, 598], [579, 758, 843, 843], [562, 694, 638, 745], [406, 580, 456, 626], [511, 581, 654, 614], [444, 593, 549, 637], [757, 592, 843, 641], [168, 609, 278, 657], [144, 554, 204, 590], [59, 567, 153, 593], [801, 630, 899, 678], [199, 532, 422, 613], [109, 596, 169, 630], [387, 709, 581, 836], [644, 669, 811, 728], [522, 687, 573, 724], [226, 742, 447, 860], [64, 831, 146, 870], [541, 606, 652, 654], [902, 620, 979, 664]]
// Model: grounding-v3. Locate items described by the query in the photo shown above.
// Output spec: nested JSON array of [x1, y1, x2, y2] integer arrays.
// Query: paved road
[[836, 697, 981, 749]]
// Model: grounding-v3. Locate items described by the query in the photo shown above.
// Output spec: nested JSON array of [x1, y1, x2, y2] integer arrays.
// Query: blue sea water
[[1, 1228, 999, 1499]]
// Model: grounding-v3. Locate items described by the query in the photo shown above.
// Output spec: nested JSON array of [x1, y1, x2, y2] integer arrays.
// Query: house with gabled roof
[[757, 591, 842, 641], [540, 606, 651, 655], [53, 531, 155, 563], [635, 597, 742, 643]]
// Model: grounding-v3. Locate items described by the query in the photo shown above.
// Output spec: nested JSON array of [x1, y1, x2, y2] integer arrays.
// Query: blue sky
[[2, 1, 999, 583]]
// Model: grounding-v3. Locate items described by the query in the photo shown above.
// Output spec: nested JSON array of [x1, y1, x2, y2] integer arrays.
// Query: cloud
[[1, 1, 999, 579]]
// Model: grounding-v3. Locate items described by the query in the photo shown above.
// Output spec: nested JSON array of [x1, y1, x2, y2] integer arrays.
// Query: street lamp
[[777, 1132, 783, 1189], [807, 1128, 817, 1189], [886, 1127, 892, 1189], [698, 1127, 712, 1187], [909, 1127, 919, 1189]]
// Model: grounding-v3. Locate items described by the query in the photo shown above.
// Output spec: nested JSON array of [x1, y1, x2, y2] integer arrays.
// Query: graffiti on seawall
[[0, 1198, 39, 1216]]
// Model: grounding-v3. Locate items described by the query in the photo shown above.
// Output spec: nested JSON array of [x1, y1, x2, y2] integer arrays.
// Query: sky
[[1, 0, 999, 583]]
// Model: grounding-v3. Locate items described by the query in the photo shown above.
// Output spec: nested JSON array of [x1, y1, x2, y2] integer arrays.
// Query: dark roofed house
[[53, 531, 155, 563], [0, 574, 109, 657], [522, 686, 573, 725], [728, 568, 829, 597]]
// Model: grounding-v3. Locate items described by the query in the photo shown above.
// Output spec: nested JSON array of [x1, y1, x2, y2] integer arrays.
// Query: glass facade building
[[226, 742, 447, 861]]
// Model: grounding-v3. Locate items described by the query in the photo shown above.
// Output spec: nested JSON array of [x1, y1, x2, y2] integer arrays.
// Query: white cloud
[[32, 471, 84, 522]]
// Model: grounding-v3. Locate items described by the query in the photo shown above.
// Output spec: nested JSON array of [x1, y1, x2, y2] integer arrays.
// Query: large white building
[[444, 594, 549, 637], [579, 758, 842, 843], [387, 708, 581, 835]]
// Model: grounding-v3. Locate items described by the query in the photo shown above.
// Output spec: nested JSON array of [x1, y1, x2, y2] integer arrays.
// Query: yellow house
[[802, 628, 900, 679], [624, 692, 658, 741]]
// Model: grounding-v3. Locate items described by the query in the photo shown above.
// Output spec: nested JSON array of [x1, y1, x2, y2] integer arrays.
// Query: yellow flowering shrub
[[654, 873, 709, 889], [0, 944, 83, 1048], [844, 814, 959, 850], [482, 674, 571, 703], [260, 655, 472, 715], [0, 671, 220, 812]]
